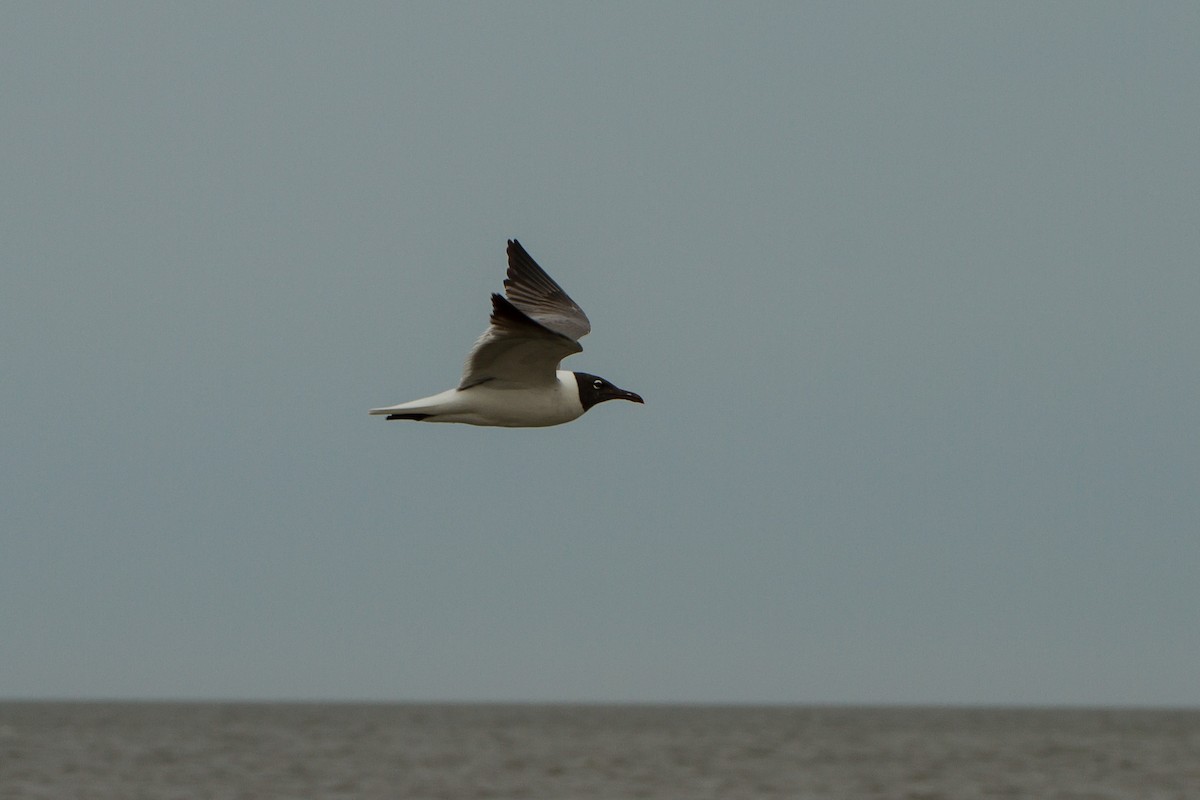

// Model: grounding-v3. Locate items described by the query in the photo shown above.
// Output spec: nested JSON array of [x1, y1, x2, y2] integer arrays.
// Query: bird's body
[[370, 370, 584, 428], [369, 240, 642, 427]]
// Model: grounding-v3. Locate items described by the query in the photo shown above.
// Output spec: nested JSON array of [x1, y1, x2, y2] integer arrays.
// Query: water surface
[[2, 703, 1197, 799]]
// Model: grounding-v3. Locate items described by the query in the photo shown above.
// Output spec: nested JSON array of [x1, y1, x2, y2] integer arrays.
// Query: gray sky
[[3, 2, 1198, 706]]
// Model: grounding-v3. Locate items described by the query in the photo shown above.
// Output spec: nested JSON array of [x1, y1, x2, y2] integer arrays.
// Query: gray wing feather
[[503, 239, 591, 341]]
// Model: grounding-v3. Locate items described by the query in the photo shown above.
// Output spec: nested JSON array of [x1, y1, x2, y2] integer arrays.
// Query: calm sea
[[1, 703, 1197, 799]]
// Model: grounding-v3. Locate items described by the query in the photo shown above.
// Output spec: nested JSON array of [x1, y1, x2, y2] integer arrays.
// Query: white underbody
[[369, 370, 584, 427]]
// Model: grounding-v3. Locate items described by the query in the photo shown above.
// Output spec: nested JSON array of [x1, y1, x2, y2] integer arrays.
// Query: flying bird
[[369, 239, 643, 427]]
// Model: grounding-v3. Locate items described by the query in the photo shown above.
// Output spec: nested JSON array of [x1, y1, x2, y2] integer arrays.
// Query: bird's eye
[[593, 379, 604, 389]]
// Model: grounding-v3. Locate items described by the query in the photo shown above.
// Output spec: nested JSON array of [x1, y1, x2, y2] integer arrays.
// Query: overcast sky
[[3, 3, 1198, 706]]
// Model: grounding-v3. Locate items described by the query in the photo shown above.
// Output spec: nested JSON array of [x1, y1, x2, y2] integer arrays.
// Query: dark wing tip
[[505, 239, 547, 287]]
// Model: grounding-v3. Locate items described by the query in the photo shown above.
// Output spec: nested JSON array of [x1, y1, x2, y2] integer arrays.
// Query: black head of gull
[[573, 372, 644, 411]]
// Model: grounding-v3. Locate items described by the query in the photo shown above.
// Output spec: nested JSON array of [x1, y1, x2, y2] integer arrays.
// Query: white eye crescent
[[593, 379, 604, 389]]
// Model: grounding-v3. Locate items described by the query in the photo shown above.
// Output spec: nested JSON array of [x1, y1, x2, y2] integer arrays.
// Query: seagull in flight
[[369, 239, 643, 427]]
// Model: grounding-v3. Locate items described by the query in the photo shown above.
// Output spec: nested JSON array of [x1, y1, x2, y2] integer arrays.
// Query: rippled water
[[1, 703, 1198, 799]]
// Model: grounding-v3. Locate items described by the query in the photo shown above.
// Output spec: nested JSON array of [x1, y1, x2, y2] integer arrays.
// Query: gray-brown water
[[1, 703, 1197, 799]]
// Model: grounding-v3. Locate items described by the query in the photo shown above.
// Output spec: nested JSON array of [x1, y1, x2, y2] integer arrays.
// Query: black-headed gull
[[370, 239, 643, 427]]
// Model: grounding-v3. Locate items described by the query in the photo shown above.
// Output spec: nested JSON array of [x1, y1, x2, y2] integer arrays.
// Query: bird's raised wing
[[503, 239, 591, 341], [458, 240, 591, 389]]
